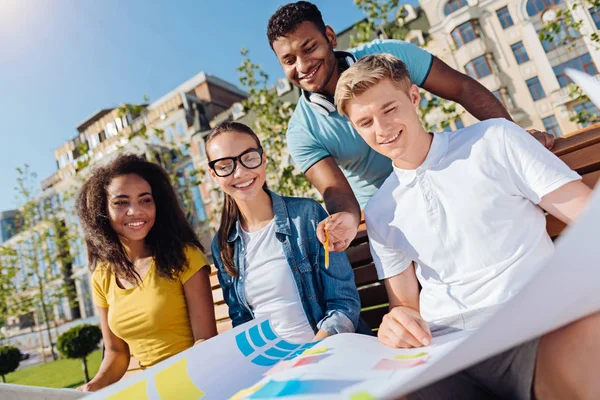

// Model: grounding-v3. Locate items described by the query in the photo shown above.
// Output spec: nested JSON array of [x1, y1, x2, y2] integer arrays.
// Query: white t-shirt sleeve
[[501, 120, 581, 204], [365, 209, 412, 280]]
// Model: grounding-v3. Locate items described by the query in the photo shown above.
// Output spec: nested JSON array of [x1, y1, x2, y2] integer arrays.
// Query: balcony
[[552, 74, 600, 107], [454, 37, 495, 66]]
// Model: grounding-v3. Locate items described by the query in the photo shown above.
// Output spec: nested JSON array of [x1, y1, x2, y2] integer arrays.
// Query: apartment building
[[420, 0, 600, 135], [0, 72, 248, 332]]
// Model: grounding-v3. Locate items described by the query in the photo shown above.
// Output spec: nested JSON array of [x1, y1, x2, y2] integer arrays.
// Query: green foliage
[[57, 324, 101, 383], [57, 324, 101, 360], [352, 0, 462, 130], [0, 345, 21, 382], [538, 2, 599, 128], [236, 48, 314, 198], [538, 8, 583, 51], [351, 0, 410, 47], [6, 349, 102, 388]]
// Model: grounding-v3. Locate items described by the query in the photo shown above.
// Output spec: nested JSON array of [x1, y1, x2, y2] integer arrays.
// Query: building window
[[180, 143, 189, 156], [88, 133, 100, 149], [538, 23, 581, 52], [526, 77, 546, 101], [496, 7, 514, 29], [511, 42, 530, 65], [465, 55, 492, 79], [526, 0, 563, 16], [197, 139, 206, 159], [590, 8, 600, 29], [441, 123, 452, 132], [410, 37, 421, 46], [542, 115, 563, 137], [451, 21, 480, 48], [176, 121, 186, 136], [455, 118, 465, 129], [573, 100, 600, 128], [444, 0, 467, 15], [165, 127, 174, 143], [553, 53, 598, 87], [185, 165, 207, 223], [492, 88, 515, 109]]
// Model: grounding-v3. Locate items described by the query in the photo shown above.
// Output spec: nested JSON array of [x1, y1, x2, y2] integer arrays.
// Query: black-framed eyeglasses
[[208, 147, 264, 177]]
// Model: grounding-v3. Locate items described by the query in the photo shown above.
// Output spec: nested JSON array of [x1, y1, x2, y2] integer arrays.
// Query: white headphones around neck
[[303, 51, 356, 116]]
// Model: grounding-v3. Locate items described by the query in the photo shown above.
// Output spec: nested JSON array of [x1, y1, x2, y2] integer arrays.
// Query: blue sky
[[0, 0, 379, 211]]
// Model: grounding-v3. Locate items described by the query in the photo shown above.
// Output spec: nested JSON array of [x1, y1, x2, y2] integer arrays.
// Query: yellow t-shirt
[[91, 246, 209, 368]]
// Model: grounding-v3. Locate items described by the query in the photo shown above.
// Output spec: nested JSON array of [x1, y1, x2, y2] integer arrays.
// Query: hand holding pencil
[[316, 211, 360, 253]]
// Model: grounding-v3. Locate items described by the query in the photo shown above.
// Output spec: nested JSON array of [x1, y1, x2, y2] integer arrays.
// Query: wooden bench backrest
[[211, 125, 600, 333]]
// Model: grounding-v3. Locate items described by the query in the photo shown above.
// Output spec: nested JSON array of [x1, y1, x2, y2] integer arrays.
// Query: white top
[[241, 219, 315, 343], [365, 119, 580, 325]]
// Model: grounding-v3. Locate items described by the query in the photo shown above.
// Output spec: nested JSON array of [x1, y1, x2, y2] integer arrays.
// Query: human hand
[[77, 380, 103, 392], [316, 212, 359, 252], [378, 306, 432, 348], [527, 128, 555, 150]]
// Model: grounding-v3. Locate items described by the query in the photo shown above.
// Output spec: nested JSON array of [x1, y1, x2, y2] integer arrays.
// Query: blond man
[[336, 54, 599, 400]]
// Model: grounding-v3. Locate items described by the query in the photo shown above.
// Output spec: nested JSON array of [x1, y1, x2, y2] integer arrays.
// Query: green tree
[[1, 165, 83, 363], [351, 0, 410, 47], [538, 1, 600, 128], [56, 324, 102, 383], [236, 48, 314, 198], [0, 346, 21, 383]]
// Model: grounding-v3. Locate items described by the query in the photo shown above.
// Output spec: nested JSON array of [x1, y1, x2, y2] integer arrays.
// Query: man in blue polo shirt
[[267, 1, 554, 251]]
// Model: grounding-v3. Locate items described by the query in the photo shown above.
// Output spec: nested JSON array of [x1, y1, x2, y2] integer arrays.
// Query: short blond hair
[[335, 54, 412, 117]]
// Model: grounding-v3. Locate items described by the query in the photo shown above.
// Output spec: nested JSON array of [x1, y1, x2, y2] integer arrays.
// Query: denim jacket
[[212, 190, 371, 336]]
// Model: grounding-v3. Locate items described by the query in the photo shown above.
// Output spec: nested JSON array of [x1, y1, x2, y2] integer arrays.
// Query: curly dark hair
[[75, 154, 203, 284], [267, 1, 327, 48]]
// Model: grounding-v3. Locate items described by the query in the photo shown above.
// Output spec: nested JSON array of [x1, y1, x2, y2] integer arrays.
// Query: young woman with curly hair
[[75, 154, 217, 392]]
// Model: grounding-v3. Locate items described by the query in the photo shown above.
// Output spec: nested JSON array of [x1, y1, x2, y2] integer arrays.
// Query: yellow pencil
[[325, 229, 330, 269]]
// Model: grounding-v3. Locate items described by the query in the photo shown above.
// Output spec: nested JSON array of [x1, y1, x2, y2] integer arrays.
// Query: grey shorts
[[409, 308, 540, 400]]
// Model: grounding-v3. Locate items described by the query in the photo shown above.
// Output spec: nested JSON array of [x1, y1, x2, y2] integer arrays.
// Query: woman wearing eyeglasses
[[207, 122, 370, 343]]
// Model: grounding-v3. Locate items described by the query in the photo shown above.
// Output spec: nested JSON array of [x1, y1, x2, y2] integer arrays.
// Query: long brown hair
[[75, 154, 203, 283], [206, 122, 266, 277]]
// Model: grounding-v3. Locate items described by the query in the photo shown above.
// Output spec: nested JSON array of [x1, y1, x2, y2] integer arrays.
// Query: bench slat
[[353, 263, 379, 287], [214, 303, 230, 322], [345, 242, 372, 266], [360, 307, 388, 330], [358, 283, 389, 309]]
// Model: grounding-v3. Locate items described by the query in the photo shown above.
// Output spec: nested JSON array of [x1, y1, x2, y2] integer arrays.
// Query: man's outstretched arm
[[422, 57, 555, 148], [305, 156, 361, 252]]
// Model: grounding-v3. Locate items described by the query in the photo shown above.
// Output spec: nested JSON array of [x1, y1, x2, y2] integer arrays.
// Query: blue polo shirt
[[286, 39, 434, 207]]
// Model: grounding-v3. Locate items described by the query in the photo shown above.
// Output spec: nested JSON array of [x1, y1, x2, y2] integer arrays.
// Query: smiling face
[[272, 21, 339, 95], [345, 80, 431, 168], [207, 130, 267, 203], [106, 174, 156, 244]]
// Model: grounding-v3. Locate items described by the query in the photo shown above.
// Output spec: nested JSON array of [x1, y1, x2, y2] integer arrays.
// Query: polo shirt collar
[[392, 132, 449, 186]]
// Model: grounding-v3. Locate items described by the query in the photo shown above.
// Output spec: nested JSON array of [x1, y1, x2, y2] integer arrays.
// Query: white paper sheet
[[0, 384, 85, 400]]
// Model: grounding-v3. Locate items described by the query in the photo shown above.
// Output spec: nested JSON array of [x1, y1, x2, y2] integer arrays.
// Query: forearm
[[323, 192, 360, 224], [459, 80, 512, 122], [89, 351, 130, 387]]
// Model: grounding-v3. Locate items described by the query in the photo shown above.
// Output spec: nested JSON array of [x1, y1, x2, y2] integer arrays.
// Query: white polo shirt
[[365, 118, 580, 325]]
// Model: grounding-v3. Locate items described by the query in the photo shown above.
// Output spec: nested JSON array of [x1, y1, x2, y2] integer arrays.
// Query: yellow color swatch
[[302, 347, 329, 356], [107, 379, 149, 400], [395, 352, 428, 360], [155, 358, 204, 399], [350, 391, 377, 400], [230, 384, 263, 400]]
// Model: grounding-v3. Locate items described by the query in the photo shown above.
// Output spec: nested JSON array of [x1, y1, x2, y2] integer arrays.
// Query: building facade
[[420, 0, 600, 135], [0, 72, 248, 334]]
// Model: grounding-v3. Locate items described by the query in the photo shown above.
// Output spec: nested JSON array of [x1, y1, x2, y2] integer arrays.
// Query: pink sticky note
[[264, 359, 298, 376], [372, 358, 426, 370]]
